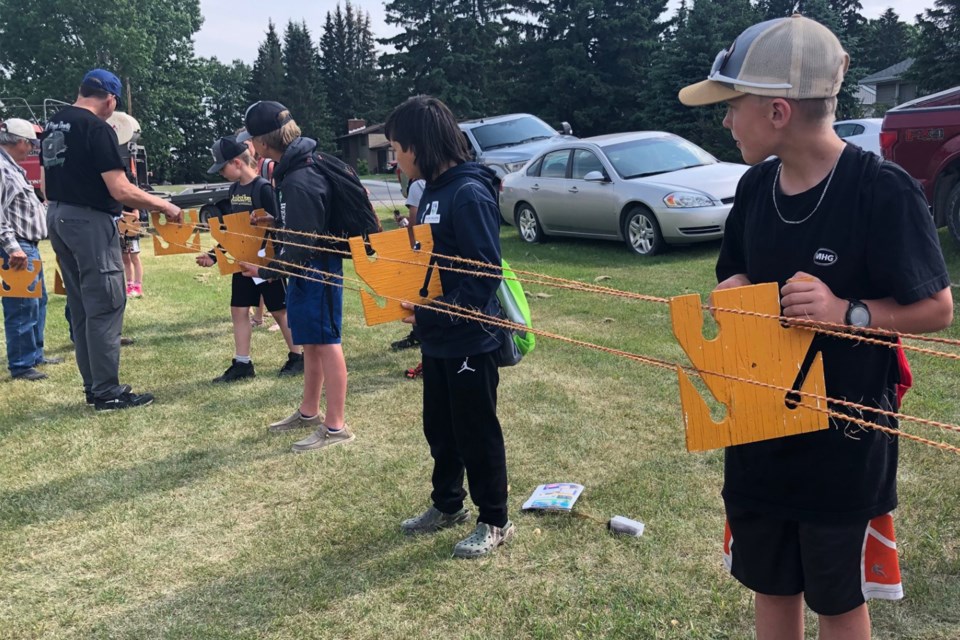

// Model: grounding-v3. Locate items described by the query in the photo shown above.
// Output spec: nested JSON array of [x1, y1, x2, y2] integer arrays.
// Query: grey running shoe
[[453, 521, 515, 558], [291, 425, 355, 453], [400, 506, 471, 536], [268, 410, 323, 433]]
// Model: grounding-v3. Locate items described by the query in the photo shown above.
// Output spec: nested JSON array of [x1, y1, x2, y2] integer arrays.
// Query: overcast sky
[[193, 0, 936, 64]]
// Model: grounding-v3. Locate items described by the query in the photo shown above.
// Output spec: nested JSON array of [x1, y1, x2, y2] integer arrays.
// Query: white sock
[[235, 355, 252, 364]]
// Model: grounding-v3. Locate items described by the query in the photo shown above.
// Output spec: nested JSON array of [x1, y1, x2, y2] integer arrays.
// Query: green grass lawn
[[1, 224, 959, 639]]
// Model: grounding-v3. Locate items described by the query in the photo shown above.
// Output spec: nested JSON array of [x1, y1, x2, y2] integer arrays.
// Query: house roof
[[336, 122, 384, 140], [859, 58, 914, 86]]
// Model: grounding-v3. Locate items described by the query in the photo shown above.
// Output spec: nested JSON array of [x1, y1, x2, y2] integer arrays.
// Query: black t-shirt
[[716, 144, 950, 524], [40, 106, 125, 214], [227, 177, 277, 217]]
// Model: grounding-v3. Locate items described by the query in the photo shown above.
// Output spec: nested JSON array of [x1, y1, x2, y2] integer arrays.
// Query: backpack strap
[[861, 149, 912, 406]]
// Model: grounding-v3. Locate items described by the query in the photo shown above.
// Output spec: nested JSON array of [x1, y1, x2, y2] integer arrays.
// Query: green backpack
[[495, 259, 535, 366]]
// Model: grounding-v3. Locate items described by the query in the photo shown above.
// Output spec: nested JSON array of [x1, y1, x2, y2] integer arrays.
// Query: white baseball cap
[[679, 14, 849, 106], [0, 118, 39, 141]]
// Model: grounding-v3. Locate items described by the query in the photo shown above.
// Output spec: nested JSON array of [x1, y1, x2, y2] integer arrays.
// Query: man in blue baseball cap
[[81, 69, 124, 110], [41, 68, 182, 411]]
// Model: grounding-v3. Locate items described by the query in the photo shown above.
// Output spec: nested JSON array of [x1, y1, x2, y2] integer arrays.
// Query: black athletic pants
[[422, 350, 508, 528]]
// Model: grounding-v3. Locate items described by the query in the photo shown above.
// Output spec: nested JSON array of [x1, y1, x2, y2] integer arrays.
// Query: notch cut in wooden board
[[0, 260, 43, 298], [207, 210, 274, 276], [118, 213, 142, 238], [669, 282, 828, 452], [151, 210, 200, 255], [349, 226, 443, 325]]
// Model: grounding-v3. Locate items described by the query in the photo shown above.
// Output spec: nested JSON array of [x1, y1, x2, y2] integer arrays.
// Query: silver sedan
[[498, 132, 749, 256]]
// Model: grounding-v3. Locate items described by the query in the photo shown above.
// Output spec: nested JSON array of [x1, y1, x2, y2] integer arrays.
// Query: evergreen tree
[[510, 0, 669, 136], [281, 21, 332, 148], [380, 0, 512, 118], [320, 2, 382, 136], [908, 0, 960, 94], [642, 0, 758, 161], [756, 0, 798, 19], [859, 9, 915, 75], [247, 21, 285, 104]]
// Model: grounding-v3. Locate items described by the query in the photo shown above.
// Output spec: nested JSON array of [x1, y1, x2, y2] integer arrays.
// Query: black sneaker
[[12, 367, 47, 381], [278, 352, 304, 377], [213, 359, 255, 383], [390, 331, 420, 351], [87, 384, 131, 406], [94, 390, 154, 411]]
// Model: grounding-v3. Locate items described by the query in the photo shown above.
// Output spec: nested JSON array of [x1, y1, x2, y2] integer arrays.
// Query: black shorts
[[230, 273, 287, 312], [724, 505, 903, 616]]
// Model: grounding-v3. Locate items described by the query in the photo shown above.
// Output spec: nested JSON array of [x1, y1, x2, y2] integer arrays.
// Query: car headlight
[[662, 192, 715, 208], [504, 161, 527, 173]]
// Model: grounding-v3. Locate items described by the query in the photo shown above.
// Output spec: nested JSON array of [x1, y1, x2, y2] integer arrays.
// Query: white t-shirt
[[405, 179, 425, 211]]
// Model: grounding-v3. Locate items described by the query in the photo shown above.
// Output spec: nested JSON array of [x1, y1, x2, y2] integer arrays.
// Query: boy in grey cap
[[680, 15, 953, 639]]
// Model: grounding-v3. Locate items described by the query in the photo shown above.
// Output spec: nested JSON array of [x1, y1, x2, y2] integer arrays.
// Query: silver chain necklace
[[772, 151, 843, 225]]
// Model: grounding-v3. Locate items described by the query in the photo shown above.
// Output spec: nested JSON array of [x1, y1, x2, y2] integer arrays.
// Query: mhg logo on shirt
[[813, 248, 838, 266]]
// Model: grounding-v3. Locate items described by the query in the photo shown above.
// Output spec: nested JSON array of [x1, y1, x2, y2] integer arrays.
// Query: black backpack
[[294, 151, 382, 256]]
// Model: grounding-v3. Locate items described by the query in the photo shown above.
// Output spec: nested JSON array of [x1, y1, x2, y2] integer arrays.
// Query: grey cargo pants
[[47, 201, 126, 400]]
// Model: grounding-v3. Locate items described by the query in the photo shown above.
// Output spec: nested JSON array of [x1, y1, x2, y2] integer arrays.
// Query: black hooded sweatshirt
[[258, 137, 332, 279], [414, 162, 502, 358]]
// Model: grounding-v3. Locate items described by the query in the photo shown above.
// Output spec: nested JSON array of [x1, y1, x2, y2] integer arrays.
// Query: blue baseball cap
[[81, 69, 124, 109]]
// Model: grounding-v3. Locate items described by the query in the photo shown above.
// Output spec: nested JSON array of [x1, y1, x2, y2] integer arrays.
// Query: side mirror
[[560, 121, 573, 136], [583, 171, 608, 182]]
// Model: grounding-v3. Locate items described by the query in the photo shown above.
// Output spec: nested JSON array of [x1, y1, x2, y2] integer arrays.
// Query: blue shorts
[[286, 256, 343, 345]]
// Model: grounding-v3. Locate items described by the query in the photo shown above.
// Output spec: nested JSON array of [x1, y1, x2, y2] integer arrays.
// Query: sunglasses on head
[[706, 38, 792, 90]]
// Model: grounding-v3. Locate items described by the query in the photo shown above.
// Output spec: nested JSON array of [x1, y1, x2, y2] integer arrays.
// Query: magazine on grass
[[521, 483, 584, 511]]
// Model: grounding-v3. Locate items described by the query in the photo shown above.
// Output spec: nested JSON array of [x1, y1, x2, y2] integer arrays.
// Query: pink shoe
[[126, 282, 134, 297], [130, 283, 143, 298]]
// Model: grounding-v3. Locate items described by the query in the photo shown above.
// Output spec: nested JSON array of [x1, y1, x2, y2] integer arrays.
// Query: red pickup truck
[[880, 86, 960, 244]]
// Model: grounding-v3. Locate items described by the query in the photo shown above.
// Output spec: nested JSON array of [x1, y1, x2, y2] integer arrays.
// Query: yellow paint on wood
[[118, 212, 141, 237], [151, 210, 200, 255], [670, 282, 828, 452], [54, 269, 66, 295], [0, 260, 43, 298], [349, 226, 443, 325], [53, 257, 66, 296], [207, 210, 274, 276]]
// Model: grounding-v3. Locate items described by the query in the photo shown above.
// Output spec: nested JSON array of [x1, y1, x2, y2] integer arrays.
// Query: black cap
[[237, 101, 293, 142], [207, 135, 247, 174]]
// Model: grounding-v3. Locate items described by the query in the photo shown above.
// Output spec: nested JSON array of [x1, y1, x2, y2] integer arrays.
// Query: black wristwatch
[[845, 299, 871, 328]]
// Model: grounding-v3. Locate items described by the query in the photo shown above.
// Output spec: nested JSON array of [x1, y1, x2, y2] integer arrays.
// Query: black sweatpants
[[422, 350, 508, 528]]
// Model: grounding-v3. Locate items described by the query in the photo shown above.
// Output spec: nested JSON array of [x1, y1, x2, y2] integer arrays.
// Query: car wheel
[[199, 204, 218, 228], [515, 203, 545, 243], [622, 206, 664, 256], [947, 182, 960, 248]]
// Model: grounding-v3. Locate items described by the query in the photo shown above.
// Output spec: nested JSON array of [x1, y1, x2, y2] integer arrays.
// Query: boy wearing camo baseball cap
[[680, 14, 953, 639]]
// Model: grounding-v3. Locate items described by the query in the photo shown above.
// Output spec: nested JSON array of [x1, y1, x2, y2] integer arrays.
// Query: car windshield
[[601, 136, 717, 179], [471, 117, 558, 151]]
